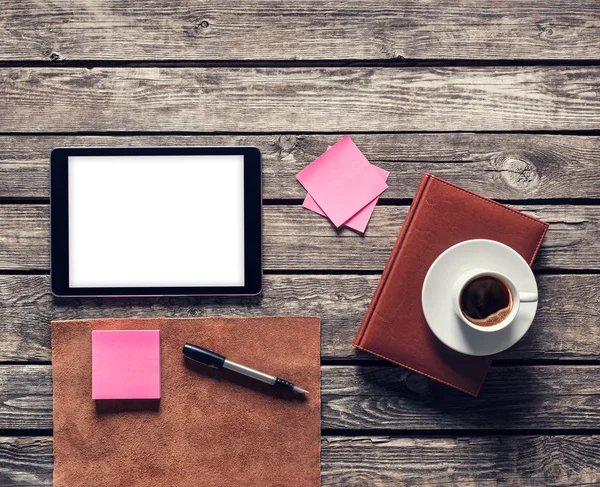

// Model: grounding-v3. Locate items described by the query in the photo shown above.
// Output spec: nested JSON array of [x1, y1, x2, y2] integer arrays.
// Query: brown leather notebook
[[52, 317, 321, 487], [353, 174, 549, 396]]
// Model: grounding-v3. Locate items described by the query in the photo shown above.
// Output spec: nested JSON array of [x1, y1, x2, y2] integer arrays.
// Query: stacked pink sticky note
[[92, 330, 161, 400], [296, 136, 389, 233]]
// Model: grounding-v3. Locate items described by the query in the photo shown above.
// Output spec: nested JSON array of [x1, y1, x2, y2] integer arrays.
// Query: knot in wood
[[278, 135, 297, 151], [184, 19, 211, 38], [537, 23, 555, 38], [41, 47, 59, 60], [494, 152, 541, 192], [405, 372, 429, 394]]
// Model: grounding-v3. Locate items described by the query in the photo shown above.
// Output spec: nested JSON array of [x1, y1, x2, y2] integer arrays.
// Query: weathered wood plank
[[0, 365, 600, 430], [2, 365, 598, 430], [0, 274, 597, 363], [273, 205, 598, 271], [322, 435, 600, 486], [0, 366, 53, 429], [0, 438, 52, 487], [322, 366, 600, 430], [0, 204, 597, 271], [2, 67, 600, 132], [1, 435, 599, 487], [1, 1, 599, 61], [2, 134, 600, 200]]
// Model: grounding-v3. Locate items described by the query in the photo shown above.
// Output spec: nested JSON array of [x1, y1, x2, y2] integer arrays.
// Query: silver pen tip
[[293, 386, 309, 395]]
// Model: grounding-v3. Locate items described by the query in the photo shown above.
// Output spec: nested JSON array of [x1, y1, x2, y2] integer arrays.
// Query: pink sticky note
[[92, 330, 161, 400], [304, 165, 389, 233], [302, 145, 334, 222], [296, 136, 388, 227]]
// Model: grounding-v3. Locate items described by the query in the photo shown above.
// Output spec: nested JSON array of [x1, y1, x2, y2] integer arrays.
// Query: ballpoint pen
[[183, 343, 309, 396]]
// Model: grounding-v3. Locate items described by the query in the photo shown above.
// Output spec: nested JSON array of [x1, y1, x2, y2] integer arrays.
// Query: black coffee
[[460, 275, 513, 327]]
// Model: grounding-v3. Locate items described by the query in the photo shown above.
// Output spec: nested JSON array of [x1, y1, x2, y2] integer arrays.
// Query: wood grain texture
[[1, 1, 599, 61], [0, 366, 52, 429], [322, 435, 600, 486], [0, 437, 52, 487], [2, 134, 600, 200], [0, 2, 598, 484], [0, 204, 597, 271], [0, 274, 597, 363], [1, 435, 598, 487], [2, 67, 600, 132], [1, 365, 598, 430], [322, 366, 600, 430]]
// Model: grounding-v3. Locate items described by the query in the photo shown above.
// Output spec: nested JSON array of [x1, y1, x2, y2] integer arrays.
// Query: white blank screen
[[68, 155, 245, 288]]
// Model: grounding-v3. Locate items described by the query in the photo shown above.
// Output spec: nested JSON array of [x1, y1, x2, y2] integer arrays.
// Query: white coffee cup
[[452, 269, 538, 333]]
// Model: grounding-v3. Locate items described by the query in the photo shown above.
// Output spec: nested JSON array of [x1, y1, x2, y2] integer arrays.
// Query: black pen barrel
[[183, 343, 226, 368]]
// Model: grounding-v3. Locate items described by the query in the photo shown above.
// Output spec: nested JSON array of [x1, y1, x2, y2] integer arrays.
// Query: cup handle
[[519, 291, 538, 302]]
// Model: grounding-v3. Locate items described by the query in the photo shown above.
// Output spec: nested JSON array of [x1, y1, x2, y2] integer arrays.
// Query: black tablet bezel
[[50, 146, 262, 297]]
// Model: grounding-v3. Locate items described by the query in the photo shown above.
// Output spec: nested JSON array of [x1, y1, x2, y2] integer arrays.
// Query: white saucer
[[422, 239, 538, 356]]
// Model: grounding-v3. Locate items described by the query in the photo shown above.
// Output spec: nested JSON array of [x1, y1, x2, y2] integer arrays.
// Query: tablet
[[50, 147, 262, 297]]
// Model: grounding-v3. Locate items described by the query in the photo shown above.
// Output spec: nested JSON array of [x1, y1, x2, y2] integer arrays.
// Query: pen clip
[[182, 343, 226, 369], [185, 355, 218, 369]]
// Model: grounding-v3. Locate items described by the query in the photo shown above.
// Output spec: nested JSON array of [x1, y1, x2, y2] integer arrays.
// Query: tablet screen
[[68, 155, 245, 288]]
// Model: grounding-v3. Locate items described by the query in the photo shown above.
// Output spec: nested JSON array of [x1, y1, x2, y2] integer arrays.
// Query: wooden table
[[1, 2, 599, 485]]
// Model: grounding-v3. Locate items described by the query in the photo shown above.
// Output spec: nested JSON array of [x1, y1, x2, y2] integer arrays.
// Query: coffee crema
[[459, 275, 513, 327]]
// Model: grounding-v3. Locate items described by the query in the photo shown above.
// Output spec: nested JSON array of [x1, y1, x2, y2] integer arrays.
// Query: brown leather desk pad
[[52, 317, 321, 487]]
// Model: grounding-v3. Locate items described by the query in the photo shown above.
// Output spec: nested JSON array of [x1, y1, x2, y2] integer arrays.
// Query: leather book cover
[[353, 174, 549, 396], [52, 317, 321, 487]]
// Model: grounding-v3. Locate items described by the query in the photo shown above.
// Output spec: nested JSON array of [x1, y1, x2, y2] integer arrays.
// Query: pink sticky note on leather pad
[[296, 136, 388, 227], [92, 330, 161, 400], [304, 165, 389, 233]]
